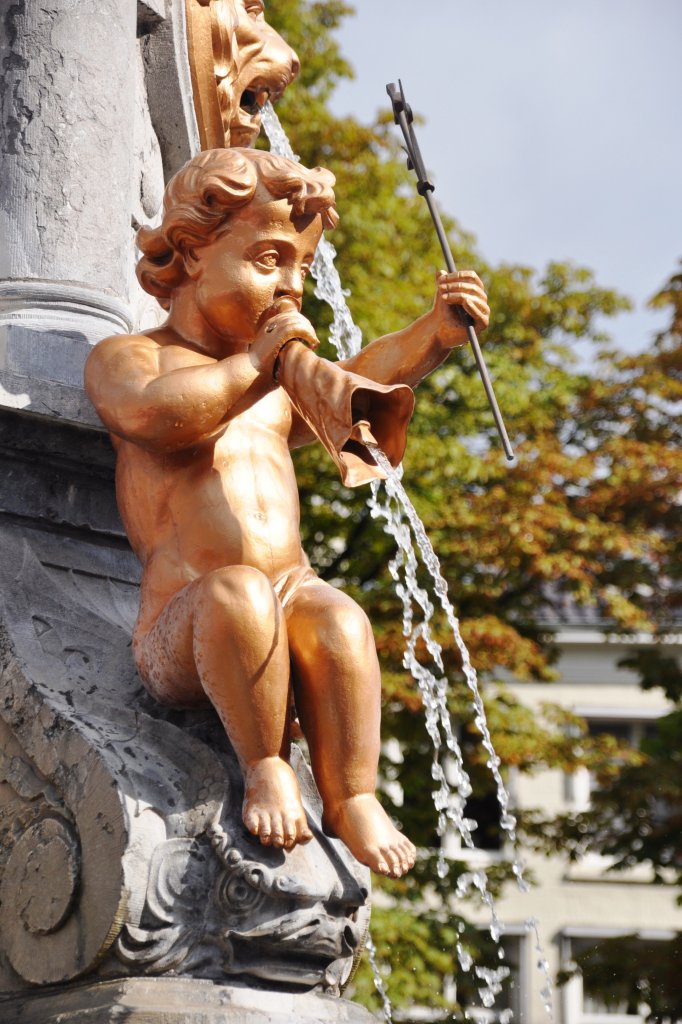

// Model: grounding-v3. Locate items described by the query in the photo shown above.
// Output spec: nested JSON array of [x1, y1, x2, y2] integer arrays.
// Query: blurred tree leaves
[[265, 2, 682, 1015]]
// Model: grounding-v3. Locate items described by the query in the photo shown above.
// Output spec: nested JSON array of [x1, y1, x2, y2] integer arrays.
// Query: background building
[[462, 607, 682, 1023]]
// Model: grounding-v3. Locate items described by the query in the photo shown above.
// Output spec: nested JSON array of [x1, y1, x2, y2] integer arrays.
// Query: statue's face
[[188, 194, 321, 346], [214, 0, 300, 147]]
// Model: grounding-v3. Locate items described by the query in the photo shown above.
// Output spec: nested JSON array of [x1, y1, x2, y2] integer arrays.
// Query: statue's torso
[[115, 385, 307, 633]]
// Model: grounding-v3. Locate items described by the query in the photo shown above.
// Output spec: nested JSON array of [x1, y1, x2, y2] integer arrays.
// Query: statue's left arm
[[338, 270, 490, 388]]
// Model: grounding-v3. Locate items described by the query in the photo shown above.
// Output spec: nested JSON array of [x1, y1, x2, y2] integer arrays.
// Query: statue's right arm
[[84, 335, 276, 453]]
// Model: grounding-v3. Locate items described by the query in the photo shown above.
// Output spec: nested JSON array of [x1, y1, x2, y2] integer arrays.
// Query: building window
[[564, 713, 660, 811], [561, 931, 677, 1024]]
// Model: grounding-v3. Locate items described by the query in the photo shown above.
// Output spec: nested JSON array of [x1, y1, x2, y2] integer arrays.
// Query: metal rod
[[386, 80, 514, 462]]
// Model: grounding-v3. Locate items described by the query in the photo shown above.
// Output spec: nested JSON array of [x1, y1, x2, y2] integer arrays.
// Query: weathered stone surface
[[0, 408, 122, 535], [0, 976, 378, 1023], [0, 0, 196, 423], [0, 413, 371, 1000], [141, 0, 200, 182], [0, 1, 137, 294]]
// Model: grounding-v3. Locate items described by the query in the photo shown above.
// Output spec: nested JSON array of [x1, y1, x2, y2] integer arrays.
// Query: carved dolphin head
[[115, 744, 371, 993], [212, 834, 370, 990]]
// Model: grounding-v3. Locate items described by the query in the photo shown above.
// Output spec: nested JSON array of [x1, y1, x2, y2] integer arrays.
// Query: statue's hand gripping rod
[[387, 80, 514, 462]]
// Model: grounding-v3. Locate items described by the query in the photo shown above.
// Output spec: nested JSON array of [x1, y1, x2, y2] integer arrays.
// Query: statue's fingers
[[437, 269, 484, 288], [441, 279, 487, 298], [442, 299, 489, 335], [442, 282, 489, 308], [277, 314, 319, 350], [460, 298, 490, 331]]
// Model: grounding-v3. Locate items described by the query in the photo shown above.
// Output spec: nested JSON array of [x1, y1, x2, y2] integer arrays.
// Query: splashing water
[[262, 102, 553, 1022], [365, 932, 394, 1024], [261, 102, 364, 361], [526, 917, 555, 1018]]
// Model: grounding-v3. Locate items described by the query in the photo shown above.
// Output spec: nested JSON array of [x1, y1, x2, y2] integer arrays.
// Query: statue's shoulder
[[84, 332, 163, 405], [86, 331, 161, 370]]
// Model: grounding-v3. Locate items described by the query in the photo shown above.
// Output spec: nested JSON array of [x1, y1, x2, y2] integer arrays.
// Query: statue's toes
[[243, 806, 262, 838], [299, 818, 314, 844], [268, 815, 286, 848], [381, 845, 404, 878], [398, 837, 417, 872]]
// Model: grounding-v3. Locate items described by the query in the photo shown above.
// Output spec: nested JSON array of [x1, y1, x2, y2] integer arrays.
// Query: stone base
[[0, 977, 377, 1023]]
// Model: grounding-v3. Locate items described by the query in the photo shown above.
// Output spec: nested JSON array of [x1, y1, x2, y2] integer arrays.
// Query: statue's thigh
[[285, 580, 376, 668], [133, 580, 206, 708]]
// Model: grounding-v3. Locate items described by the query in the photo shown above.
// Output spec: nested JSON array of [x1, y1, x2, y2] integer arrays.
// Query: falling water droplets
[[457, 943, 473, 972], [365, 932, 394, 1024], [526, 918, 555, 1021], [369, 445, 527, 869], [475, 965, 511, 1009], [263, 102, 554, 1023]]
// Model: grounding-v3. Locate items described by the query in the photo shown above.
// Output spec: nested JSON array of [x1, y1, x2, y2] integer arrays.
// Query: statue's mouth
[[229, 69, 290, 144], [230, 910, 360, 961], [240, 86, 270, 117]]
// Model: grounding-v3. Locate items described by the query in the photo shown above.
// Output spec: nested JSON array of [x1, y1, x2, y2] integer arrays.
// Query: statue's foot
[[324, 794, 416, 878], [242, 757, 313, 849]]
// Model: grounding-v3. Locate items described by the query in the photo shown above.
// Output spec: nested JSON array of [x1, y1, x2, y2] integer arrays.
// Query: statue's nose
[[343, 921, 360, 953], [263, 25, 300, 91]]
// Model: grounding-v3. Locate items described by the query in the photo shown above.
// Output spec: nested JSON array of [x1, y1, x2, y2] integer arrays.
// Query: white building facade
[[463, 624, 682, 1023]]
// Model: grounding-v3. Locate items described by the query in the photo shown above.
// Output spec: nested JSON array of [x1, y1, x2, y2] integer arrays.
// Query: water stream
[[262, 101, 553, 1022]]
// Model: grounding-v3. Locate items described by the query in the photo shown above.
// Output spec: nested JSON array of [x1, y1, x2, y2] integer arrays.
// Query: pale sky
[[325, 0, 682, 355]]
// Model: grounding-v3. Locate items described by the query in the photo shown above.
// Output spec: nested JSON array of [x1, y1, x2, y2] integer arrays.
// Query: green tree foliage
[[520, 272, 682, 1018], [265, 2, 682, 1015]]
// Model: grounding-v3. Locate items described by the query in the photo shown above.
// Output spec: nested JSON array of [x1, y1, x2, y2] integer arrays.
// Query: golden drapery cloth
[[276, 341, 414, 487]]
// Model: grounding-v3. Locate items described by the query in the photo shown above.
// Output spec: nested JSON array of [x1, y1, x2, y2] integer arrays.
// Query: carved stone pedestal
[[1, 4, 376, 1019], [0, 409, 372, 1019], [1, 977, 377, 1023]]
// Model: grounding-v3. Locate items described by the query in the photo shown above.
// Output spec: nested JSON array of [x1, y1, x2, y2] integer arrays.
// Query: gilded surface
[[185, 0, 300, 149], [85, 148, 489, 878]]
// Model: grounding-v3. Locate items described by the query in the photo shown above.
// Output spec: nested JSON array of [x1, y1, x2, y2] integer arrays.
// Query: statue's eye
[[255, 251, 278, 269]]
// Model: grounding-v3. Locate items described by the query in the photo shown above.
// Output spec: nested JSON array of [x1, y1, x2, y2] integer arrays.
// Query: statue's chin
[[229, 120, 261, 147]]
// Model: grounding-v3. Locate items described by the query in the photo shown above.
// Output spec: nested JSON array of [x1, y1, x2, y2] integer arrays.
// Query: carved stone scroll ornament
[[185, 0, 300, 149], [0, 526, 370, 999]]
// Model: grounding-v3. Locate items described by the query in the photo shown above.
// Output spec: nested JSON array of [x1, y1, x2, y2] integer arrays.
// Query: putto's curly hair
[[137, 148, 338, 308]]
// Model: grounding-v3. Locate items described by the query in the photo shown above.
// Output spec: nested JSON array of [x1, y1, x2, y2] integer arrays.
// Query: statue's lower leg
[[135, 564, 313, 849], [193, 566, 315, 849], [286, 582, 416, 877]]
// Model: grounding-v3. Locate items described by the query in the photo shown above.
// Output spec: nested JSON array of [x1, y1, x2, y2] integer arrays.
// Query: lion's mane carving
[[185, 0, 300, 149]]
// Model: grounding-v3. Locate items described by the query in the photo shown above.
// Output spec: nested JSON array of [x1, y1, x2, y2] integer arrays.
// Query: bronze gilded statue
[[85, 148, 489, 878], [186, 0, 300, 149]]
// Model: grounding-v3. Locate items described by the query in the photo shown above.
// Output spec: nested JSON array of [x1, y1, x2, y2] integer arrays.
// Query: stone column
[[0, 0, 138, 422]]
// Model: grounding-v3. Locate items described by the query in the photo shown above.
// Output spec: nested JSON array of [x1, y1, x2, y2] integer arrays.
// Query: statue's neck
[[165, 285, 242, 359]]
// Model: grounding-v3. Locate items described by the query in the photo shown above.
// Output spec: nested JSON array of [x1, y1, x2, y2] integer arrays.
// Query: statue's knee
[[197, 566, 276, 621], [325, 600, 373, 656]]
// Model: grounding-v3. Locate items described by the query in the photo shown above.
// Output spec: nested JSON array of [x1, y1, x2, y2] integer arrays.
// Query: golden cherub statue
[[85, 148, 489, 878]]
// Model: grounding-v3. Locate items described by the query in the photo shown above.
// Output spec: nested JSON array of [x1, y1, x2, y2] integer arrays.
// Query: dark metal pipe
[[387, 80, 514, 462]]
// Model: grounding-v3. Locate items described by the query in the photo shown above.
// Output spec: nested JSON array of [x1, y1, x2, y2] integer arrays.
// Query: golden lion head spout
[[186, 0, 300, 149]]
